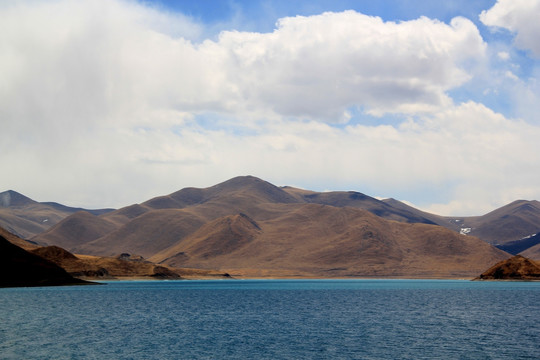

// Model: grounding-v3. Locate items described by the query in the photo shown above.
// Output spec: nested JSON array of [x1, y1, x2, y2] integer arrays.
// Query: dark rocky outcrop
[[0, 235, 92, 287], [476, 255, 540, 280], [151, 266, 182, 279]]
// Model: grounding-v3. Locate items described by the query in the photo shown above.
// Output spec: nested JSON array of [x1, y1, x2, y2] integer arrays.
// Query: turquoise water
[[1, 280, 539, 359]]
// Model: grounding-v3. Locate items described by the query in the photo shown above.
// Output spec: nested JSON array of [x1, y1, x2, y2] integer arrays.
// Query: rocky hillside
[[476, 255, 540, 280]]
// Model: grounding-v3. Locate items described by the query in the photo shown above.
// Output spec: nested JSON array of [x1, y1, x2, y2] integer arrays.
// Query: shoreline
[[86, 275, 478, 281], [83, 274, 540, 282]]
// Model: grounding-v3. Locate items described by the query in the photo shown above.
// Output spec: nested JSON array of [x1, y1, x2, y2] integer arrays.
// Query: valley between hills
[[2, 176, 540, 283]]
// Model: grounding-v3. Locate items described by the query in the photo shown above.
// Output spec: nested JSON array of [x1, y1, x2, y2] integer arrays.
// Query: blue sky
[[1, 0, 540, 215], [148, 0, 494, 29]]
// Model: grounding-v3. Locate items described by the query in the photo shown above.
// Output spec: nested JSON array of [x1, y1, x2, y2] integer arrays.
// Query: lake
[[1, 279, 539, 359]]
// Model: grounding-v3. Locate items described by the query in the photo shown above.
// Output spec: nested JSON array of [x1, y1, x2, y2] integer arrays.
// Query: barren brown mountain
[[32, 176, 448, 254], [476, 255, 540, 280], [23, 177, 540, 256], [32, 176, 301, 254], [28, 176, 512, 278], [73, 209, 208, 258], [457, 200, 540, 245], [383, 198, 540, 251], [150, 204, 508, 278], [33, 211, 118, 250], [0, 190, 112, 239], [284, 187, 436, 224]]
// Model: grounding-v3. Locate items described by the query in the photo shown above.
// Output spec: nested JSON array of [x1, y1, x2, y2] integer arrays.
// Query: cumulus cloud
[[1, 1, 487, 133], [480, 0, 540, 57], [212, 12, 486, 118]]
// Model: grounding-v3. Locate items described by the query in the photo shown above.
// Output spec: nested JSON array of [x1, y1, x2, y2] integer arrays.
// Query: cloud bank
[[1, 0, 539, 215]]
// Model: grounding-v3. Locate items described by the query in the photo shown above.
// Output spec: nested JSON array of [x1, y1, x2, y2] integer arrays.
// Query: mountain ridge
[[8, 176, 540, 278], [0, 190, 114, 240], [27, 176, 511, 278]]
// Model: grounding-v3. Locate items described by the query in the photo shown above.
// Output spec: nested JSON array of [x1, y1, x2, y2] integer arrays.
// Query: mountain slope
[[150, 213, 262, 264], [495, 233, 540, 255], [32, 211, 118, 249], [0, 225, 228, 280], [74, 209, 208, 258], [152, 204, 508, 278], [284, 189, 436, 224], [383, 198, 540, 250], [520, 242, 540, 261], [455, 200, 540, 245]]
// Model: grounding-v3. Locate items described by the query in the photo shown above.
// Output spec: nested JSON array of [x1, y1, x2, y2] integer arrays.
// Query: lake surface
[[1, 279, 539, 359]]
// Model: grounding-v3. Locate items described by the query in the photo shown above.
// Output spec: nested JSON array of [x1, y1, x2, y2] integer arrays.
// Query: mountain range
[[0, 190, 112, 240], [1, 176, 523, 278], [4, 176, 540, 278]]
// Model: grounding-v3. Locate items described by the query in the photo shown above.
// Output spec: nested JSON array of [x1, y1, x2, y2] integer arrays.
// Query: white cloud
[[68, 101, 538, 215], [480, 0, 540, 57], [504, 70, 519, 81], [213, 12, 486, 118], [497, 51, 510, 60], [511, 69, 540, 123], [1, 0, 539, 216], [0, 1, 487, 135], [0, 0, 203, 144]]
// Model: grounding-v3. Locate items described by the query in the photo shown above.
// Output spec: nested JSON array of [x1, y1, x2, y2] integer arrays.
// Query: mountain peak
[[208, 176, 298, 204], [0, 190, 36, 207], [213, 175, 266, 189]]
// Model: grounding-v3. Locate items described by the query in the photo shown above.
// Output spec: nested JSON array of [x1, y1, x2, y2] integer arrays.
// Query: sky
[[1, 0, 540, 215]]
